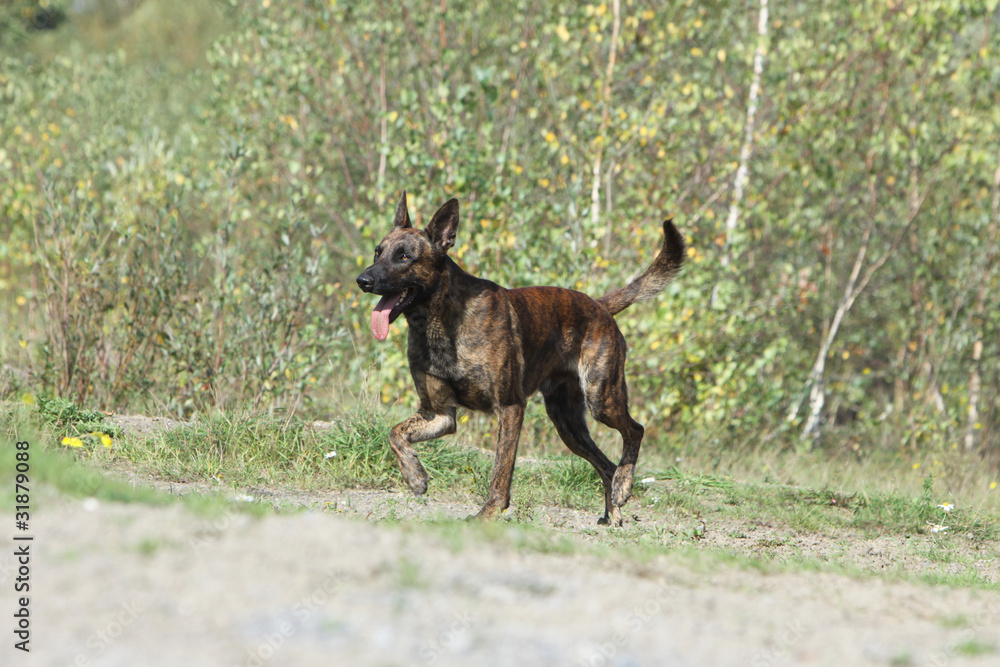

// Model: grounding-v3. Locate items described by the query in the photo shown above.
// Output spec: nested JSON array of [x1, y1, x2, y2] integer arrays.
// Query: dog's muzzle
[[356, 270, 376, 293]]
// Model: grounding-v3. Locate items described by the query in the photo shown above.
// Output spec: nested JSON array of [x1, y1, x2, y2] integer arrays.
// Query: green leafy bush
[[2, 0, 998, 472]]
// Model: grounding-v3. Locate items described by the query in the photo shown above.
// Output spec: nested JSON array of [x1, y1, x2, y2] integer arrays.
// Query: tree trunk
[[593, 0, 620, 243], [721, 0, 769, 267], [798, 215, 874, 440], [965, 160, 1000, 451]]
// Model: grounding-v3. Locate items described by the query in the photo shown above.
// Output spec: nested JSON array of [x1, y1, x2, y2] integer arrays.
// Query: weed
[[755, 538, 788, 549], [938, 614, 968, 629], [954, 640, 996, 657], [134, 538, 163, 556], [36, 395, 122, 438], [395, 558, 425, 589], [889, 651, 913, 666]]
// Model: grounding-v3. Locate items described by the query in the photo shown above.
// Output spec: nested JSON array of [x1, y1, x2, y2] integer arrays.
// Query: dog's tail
[[597, 219, 685, 316]]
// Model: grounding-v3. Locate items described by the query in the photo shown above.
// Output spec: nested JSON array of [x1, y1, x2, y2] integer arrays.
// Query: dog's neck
[[404, 256, 494, 332]]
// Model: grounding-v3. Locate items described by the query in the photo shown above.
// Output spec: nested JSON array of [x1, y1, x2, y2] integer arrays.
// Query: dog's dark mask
[[356, 191, 459, 341]]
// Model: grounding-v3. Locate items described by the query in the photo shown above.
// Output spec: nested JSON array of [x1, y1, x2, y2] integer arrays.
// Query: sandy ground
[[4, 415, 1000, 666], [4, 495, 1000, 667]]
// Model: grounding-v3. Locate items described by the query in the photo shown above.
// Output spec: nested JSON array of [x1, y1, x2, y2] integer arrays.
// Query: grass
[[35, 395, 123, 438], [954, 640, 997, 657], [35, 401, 614, 515], [2, 402, 267, 520], [394, 557, 427, 589], [640, 463, 1000, 543], [3, 428, 164, 509], [5, 396, 1000, 588]]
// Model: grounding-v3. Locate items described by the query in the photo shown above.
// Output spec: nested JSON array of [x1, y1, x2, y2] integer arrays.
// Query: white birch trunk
[[592, 0, 621, 233], [965, 161, 1000, 450], [722, 0, 769, 267]]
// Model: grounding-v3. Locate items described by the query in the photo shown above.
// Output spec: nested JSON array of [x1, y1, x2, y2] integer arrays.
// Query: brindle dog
[[356, 192, 684, 526]]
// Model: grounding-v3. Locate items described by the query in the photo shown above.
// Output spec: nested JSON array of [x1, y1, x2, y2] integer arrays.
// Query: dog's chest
[[425, 317, 460, 375], [407, 312, 462, 379], [404, 288, 520, 411], [408, 311, 499, 405]]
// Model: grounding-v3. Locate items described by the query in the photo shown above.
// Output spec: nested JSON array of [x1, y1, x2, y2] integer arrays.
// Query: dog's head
[[356, 191, 459, 341]]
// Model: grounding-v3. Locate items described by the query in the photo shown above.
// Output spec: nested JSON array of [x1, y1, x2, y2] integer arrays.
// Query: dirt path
[[7, 490, 999, 667]]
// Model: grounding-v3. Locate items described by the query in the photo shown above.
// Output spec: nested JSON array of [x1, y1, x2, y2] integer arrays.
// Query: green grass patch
[[118, 410, 319, 485], [2, 429, 166, 508], [72, 403, 623, 515], [104, 407, 494, 498], [0, 431, 266, 520], [637, 466, 1000, 543], [3, 406, 267, 519], [35, 395, 123, 439], [954, 640, 997, 657]]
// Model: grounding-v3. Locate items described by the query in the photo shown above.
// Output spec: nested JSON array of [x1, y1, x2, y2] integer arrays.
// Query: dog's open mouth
[[370, 287, 417, 341]]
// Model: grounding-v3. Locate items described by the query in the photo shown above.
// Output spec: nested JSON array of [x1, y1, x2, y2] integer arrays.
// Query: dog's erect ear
[[425, 198, 459, 252], [393, 190, 412, 230]]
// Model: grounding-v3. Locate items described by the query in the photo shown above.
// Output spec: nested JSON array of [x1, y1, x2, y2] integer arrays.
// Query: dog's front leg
[[476, 403, 526, 519], [389, 409, 456, 495]]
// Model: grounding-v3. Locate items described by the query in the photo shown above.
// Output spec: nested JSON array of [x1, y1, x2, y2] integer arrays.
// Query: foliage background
[[1, 0, 998, 477]]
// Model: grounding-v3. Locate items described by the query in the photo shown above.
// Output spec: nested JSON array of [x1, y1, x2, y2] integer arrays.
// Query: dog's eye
[[397, 249, 411, 262], [374, 247, 382, 260]]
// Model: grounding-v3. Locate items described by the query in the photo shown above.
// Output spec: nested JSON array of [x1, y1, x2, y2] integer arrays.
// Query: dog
[[356, 192, 684, 525]]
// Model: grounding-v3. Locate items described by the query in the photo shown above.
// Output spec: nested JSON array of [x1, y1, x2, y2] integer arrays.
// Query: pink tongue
[[370, 292, 404, 341]]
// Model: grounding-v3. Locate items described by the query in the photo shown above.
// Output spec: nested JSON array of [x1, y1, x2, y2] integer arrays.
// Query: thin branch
[[722, 0, 769, 267], [376, 21, 389, 207], [593, 0, 621, 241]]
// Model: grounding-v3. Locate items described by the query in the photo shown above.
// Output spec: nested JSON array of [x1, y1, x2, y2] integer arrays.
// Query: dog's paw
[[471, 503, 505, 521], [399, 461, 429, 496], [404, 471, 429, 496], [598, 506, 624, 527]]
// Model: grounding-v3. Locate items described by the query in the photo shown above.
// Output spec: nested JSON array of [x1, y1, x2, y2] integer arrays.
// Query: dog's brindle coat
[[357, 193, 684, 525]]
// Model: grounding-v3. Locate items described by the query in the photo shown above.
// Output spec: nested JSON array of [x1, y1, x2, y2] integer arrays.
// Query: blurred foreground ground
[[7, 489, 1000, 667]]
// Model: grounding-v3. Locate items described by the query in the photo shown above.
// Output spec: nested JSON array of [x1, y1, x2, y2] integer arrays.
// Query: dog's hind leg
[[610, 414, 643, 516], [583, 353, 644, 526], [543, 382, 618, 525], [592, 395, 643, 526], [389, 408, 456, 495]]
